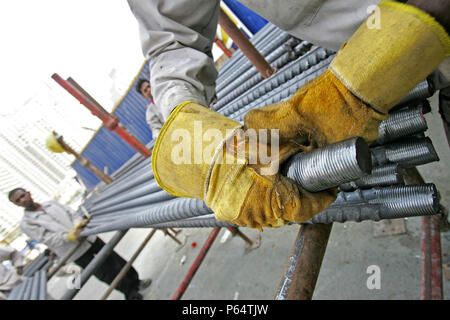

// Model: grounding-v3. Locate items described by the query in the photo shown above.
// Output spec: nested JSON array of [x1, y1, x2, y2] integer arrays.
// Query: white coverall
[[145, 100, 164, 139], [0, 246, 25, 299], [127, 0, 449, 121], [20, 201, 96, 264]]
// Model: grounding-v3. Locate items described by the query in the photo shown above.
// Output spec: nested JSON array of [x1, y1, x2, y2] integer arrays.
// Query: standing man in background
[[137, 78, 164, 139], [8, 187, 152, 300]]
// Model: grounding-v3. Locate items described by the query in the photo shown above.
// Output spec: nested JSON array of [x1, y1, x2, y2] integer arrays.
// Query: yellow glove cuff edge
[[379, 1, 450, 54], [152, 101, 196, 198]]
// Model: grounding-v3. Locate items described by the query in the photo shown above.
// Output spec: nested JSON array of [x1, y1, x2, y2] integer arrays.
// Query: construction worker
[[8, 188, 152, 300], [136, 78, 164, 139], [127, 0, 449, 230], [0, 245, 25, 299]]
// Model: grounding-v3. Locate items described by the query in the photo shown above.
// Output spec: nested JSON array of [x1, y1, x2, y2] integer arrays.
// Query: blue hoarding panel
[[223, 0, 268, 35]]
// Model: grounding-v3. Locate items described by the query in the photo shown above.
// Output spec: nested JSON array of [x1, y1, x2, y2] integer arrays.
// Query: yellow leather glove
[[245, 1, 449, 149]]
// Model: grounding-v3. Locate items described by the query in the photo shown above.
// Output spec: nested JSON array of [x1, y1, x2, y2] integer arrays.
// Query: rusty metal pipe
[[403, 167, 443, 300], [274, 223, 332, 300], [218, 8, 275, 79]]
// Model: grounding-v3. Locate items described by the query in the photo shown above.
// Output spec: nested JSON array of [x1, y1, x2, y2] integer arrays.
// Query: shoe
[[126, 291, 143, 300], [138, 278, 152, 291]]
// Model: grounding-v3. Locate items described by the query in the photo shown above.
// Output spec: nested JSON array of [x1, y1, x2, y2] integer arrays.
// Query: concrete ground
[[47, 93, 450, 300]]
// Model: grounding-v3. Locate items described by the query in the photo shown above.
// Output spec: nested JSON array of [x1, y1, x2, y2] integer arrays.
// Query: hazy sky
[[0, 1, 146, 116]]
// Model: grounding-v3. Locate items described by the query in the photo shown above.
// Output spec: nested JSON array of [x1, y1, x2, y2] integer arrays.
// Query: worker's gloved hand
[[67, 218, 90, 242], [152, 1, 449, 231], [153, 102, 336, 230], [245, 1, 449, 149]]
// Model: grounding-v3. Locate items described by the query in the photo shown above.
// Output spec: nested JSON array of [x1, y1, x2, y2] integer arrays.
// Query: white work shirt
[[20, 201, 96, 264], [145, 100, 164, 139], [0, 246, 25, 299]]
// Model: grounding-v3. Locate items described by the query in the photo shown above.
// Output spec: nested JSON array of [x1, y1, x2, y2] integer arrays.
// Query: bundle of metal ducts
[[7, 269, 48, 300], [79, 23, 441, 235], [22, 252, 53, 277]]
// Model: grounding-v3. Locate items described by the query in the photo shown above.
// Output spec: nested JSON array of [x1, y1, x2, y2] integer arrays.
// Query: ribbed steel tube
[[395, 79, 434, 106], [306, 184, 439, 224], [90, 180, 162, 212], [39, 270, 47, 300], [30, 271, 40, 300], [283, 137, 372, 192], [91, 190, 175, 216], [217, 23, 278, 81], [216, 38, 305, 102], [231, 58, 333, 122], [214, 41, 314, 110], [216, 31, 290, 90], [374, 105, 428, 145], [219, 48, 332, 118], [384, 137, 439, 167], [339, 164, 404, 191]]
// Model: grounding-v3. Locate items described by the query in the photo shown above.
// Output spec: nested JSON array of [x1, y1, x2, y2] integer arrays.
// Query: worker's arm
[[127, 0, 220, 121]]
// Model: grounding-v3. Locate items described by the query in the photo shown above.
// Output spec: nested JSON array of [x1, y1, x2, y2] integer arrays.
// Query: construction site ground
[[46, 93, 450, 300]]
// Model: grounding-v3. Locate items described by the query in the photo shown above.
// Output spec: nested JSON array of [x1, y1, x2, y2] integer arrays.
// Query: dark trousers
[[74, 237, 140, 299]]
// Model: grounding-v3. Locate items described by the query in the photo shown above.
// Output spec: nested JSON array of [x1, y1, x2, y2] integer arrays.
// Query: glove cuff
[[330, 0, 450, 113], [152, 101, 242, 198]]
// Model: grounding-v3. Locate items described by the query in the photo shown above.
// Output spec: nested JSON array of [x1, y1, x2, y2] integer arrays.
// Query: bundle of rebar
[[78, 23, 441, 235], [7, 269, 47, 300]]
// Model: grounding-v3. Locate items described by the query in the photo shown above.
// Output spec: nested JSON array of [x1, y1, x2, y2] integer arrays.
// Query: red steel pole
[[51, 73, 152, 158], [214, 36, 233, 58], [172, 227, 221, 300]]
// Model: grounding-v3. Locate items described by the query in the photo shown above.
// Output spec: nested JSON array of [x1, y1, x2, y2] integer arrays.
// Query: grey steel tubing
[[91, 190, 175, 216], [90, 180, 162, 212], [42, 259, 53, 272], [218, 23, 277, 76], [39, 270, 47, 300], [14, 279, 29, 300], [22, 277, 33, 300], [374, 105, 428, 145], [61, 230, 128, 300], [332, 184, 439, 216], [395, 79, 434, 107], [224, 51, 332, 120], [381, 137, 439, 167], [91, 169, 155, 205], [219, 48, 332, 118], [283, 137, 372, 192], [47, 239, 86, 280], [92, 161, 153, 199], [24, 256, 48, 277], [7, 281, 24, 300], [216, 31, 291, 89], [30, 271, 40, 300], [230, 57, 333, 123], [81, 198, 214, 236], [150, 215, 236, 229], [339, 164, 404, 191], [214, 41, 313, 110], [22, 254, 45, 275], [216, 37, 299, 100]]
